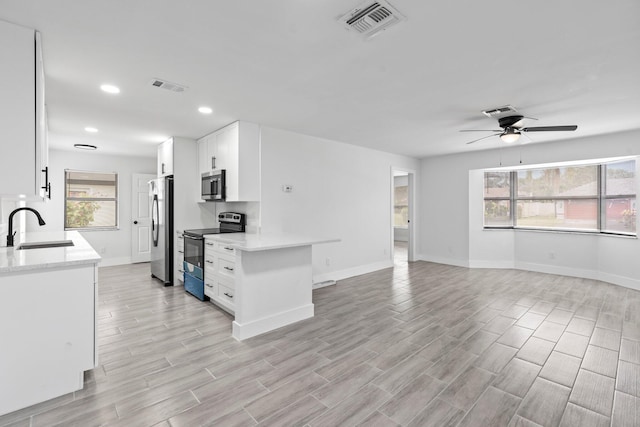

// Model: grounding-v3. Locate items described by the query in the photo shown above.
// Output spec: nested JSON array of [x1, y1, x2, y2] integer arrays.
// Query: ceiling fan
[[461, 113, 577, 145]]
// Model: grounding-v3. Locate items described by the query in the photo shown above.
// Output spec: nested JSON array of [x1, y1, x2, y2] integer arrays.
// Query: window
[[483, 159, 636, 235], [65, 170, 118, 230], [483, 171, 512, 226], [394, 184, 409, 227], [603, 160, 636, 234]]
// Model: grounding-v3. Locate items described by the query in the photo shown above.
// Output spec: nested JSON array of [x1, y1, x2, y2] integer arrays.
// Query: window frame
[[64, 169, 119, 231], [483, 159, 637, 236], [483, 171, 514, 228]]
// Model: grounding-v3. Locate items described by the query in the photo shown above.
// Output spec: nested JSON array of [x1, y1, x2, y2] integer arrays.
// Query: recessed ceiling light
[[198, 106, 213, 114], [100, 84, 120, 94], [74, 144, 97, 150], [84, 127, 98, 133]]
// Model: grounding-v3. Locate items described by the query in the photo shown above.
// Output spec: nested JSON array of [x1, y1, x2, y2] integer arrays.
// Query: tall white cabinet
[[0, 20, 49, 199], [158, 137, 216, 285], [197, 121, 260, 202]]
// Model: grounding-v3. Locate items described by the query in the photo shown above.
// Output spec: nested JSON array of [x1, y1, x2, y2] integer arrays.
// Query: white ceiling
[[1, 0, 639, 159]]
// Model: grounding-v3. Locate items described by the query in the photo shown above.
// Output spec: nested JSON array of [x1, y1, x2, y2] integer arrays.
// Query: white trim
[[598, 272, 640, 292], [513, 261, 598, 281], [466, 259, 640, 292], [313, 259, 393, 284], [232, 303, 314, 340], [417, 254, 470, 268], [468, 260, 515, 269]]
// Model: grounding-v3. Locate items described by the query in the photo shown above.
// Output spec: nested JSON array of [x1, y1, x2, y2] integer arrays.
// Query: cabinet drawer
[[214, 241, 236, 256], [204, 240, 215, 253], [218, 283, 235, 306], [204, 280, 215, 298], [217, 257, 235, 279]]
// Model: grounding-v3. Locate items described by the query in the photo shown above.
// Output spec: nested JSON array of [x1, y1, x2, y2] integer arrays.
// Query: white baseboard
[[97, 257, 133, 267], [417, 254, 470, 268], [469, 260, 515, 269], [312, 260, 394, 284], [514, 261, 599, 281], [232, 303, 314, 341], [467, 259, 640, 292], [598, 272, 640, 291]]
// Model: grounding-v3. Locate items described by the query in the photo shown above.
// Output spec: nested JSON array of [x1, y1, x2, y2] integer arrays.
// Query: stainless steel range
[[182, 212, 245, 300]]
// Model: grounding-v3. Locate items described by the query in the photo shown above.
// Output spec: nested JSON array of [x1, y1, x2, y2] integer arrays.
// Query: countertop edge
[[203, 234, 340, 252]]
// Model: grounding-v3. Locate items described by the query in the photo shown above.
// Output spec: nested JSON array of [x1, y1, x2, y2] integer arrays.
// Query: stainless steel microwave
[[201, 170, 226, 201]]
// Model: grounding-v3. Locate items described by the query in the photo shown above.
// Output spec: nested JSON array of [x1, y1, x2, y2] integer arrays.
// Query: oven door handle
[[183, 234, 204, 241]]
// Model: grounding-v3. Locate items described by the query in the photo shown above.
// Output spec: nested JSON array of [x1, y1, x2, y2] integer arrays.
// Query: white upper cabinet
[[197, 121, 260, 202], [157, 138, 174, 177], [0, 20, 49, 199]]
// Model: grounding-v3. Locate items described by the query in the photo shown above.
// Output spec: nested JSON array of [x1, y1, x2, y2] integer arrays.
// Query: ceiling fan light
[[500, 131, 520, 143]]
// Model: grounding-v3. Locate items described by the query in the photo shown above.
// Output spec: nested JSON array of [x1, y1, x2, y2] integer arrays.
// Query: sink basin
[[17, 240, 75, 250]]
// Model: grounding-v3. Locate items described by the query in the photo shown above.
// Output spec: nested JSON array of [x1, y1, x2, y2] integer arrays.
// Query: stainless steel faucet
[[6, 207, 46, 247]]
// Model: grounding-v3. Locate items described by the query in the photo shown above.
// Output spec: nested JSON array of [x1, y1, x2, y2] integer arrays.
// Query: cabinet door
[[35, 31, 50, 200], [215, 123, 238, 171], [0, 21, 37, 197], [206, 135, 217, 170], [157, 139, 174, 177], [197, 138, 208, 175]]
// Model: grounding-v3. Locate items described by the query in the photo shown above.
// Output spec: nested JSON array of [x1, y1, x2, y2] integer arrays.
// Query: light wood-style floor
[[1, 251, 640, 427]]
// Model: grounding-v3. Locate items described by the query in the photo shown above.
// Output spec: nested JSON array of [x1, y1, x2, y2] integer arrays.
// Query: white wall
[[27, 149, 156, 265], [259, 126, 420, 282], [420, 129, 640, 289]]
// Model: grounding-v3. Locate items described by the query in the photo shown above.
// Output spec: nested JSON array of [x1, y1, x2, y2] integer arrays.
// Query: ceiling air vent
[[482, 105, 517, 118], [339, 0, 406, 39], [149, 78, 188, 93]]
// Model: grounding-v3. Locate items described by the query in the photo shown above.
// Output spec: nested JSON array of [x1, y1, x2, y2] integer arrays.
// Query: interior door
[[131, 173, 156, 263]]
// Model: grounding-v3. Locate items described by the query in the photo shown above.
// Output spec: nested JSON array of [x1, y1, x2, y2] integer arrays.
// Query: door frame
[[390, 167, 416, 262]]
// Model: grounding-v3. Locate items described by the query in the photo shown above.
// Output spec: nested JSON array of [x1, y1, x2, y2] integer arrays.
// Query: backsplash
[[199, 201, 260, 233]]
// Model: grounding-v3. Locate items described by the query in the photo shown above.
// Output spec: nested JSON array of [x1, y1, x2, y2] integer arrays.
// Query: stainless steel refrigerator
[[150, 176, 174, 285]]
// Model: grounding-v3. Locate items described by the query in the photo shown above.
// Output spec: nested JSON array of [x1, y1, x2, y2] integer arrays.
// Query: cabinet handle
[[223, 292, 233, 299], [206, 260, 213, 264], [162, 163, 165, 174], [178, 269, 184, 273], [224, 266, 234, 271], [41, 167, 51, 199], [223, 246, 233, 251], [206, 242, 214, 246], [211, 156, 216, 169], [206, 283, 213, 288], [178, 250, 184, 254]]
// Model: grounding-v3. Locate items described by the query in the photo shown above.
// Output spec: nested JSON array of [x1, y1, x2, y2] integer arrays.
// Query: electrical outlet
[[325, 257, 330, 266], [282, 184, 293, 193], [100, 247, 106, 254], [548, 252, 556, 260]]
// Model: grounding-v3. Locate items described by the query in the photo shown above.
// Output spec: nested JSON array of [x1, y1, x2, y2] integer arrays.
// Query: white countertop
[[0, 231, 101, 273], [204, 232, 340, 252]]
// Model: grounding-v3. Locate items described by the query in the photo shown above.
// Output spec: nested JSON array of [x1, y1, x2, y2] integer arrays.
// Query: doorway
[[131, 173, 156, 263], [391, 168, 415, 264]]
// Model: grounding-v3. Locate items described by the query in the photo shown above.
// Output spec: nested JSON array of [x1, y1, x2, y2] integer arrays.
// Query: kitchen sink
[[17, 240, 75, 250]]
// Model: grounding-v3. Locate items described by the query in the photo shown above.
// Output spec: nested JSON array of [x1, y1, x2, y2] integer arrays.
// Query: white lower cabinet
[[204, 237, 236, 314], [176, 232, 185, 284]]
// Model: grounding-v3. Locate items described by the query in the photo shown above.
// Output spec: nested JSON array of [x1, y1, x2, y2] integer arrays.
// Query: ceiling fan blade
[[459, 129, 503, 132], [521, 125, 578, 132], [465, 133, 501, 145]]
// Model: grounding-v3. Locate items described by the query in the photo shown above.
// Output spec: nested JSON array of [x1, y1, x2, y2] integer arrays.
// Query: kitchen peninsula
[[204, 232, 339, 340], [0, 231, 100, 416]]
